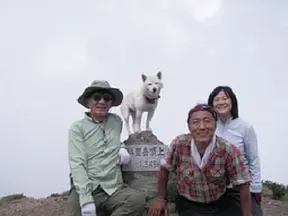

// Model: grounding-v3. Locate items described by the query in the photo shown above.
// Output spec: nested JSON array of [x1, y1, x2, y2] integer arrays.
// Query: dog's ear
[[156, 71, 162, 80], [141, 74, 147, 82]]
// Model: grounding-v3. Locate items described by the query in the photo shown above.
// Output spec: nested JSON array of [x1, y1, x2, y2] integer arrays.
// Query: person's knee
[[127, 189, 146, 210]]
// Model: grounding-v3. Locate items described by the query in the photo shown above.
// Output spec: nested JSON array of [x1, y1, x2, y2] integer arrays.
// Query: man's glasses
[[92, 92, 113, 102]]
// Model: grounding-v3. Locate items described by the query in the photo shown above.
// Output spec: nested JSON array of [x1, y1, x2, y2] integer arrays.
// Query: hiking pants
[[62, 184, 146, 216]]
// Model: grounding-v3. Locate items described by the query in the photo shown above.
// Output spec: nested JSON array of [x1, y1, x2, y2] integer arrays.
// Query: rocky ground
[[0, 194, 287, 216]]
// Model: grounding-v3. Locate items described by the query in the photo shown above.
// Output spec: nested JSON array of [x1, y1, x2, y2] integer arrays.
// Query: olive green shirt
[[68, 112, 124, 207]]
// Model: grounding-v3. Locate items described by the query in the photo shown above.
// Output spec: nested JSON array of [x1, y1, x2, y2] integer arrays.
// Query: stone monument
[[121, 131, 179, 216]]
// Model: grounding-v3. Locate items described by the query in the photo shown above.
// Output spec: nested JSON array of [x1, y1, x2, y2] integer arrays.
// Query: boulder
[[122, 131, 179, 215]]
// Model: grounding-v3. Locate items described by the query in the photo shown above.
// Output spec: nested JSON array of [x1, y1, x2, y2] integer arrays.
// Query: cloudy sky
[[0, 0, 287, 198]]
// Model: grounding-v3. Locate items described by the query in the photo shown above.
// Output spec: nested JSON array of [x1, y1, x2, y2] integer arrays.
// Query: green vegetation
[[0, 193, 26, 206], [262, 180, 288, 201], [48, 190, 69, 198]]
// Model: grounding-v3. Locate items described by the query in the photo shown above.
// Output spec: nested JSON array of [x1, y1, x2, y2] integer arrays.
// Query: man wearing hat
[[63, 80, 146, 216]]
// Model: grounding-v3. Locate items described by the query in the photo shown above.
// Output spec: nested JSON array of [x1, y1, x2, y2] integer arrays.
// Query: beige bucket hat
[[77, 80, 123, 108]]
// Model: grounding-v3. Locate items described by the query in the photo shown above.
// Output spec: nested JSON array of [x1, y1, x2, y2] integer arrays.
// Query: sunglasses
[[92, 92, 113, 102]]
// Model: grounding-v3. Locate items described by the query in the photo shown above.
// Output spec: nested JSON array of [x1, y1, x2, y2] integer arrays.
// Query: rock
[[122, 131, 166, 200], [123, 131, 165, 146], [122, 131, 179, 215]]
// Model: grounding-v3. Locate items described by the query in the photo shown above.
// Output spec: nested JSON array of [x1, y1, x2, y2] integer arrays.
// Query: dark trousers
[[175, 192, 242, 216], [226, 188, 263, 216]]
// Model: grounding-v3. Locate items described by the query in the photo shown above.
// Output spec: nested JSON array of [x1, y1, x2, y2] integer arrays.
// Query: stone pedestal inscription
[[122, 144, 168, 172], [121, 131, 178, 215]]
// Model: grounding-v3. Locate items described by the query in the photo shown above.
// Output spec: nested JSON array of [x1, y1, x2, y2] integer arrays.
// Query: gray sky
[[0, 0, 287, 198]]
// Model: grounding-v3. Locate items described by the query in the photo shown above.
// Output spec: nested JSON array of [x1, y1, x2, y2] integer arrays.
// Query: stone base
[[122, 131, 179, 215]]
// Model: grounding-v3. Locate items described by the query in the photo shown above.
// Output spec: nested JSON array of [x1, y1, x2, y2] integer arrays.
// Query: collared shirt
[[68, 112, 124, 206], [216, 117, 262, 193], [161, 134, 250, 203], [190, 135, 216, 168]]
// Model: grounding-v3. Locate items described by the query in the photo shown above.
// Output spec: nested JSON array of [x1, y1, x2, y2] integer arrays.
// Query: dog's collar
[[144, 95, 160, 104]]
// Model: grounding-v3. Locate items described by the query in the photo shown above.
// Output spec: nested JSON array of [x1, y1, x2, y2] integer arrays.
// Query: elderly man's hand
[[148, 197, 167, 216], [81, 203, 97, 216], [118, 147, 132, 165]]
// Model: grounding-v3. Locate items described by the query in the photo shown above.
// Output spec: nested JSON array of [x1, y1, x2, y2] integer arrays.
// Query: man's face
[[188, 110, 216, 144], [87, 91, 113, 119]]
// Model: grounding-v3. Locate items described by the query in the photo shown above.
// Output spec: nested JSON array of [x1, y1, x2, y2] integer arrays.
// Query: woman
[[148, 104, 252, 216], [208, 86, 263, 216]]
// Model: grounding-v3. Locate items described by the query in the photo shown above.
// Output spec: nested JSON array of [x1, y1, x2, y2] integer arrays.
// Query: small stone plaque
[[122, 144, 168, 172]]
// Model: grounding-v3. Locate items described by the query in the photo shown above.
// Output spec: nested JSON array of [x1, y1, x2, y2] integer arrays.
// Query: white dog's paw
[[146, 127, 152, 131], [133, 125, 141, 133], [133, 129, 141, 134]]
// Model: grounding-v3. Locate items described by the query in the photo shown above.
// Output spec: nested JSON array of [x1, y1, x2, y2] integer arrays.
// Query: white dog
[[120, 72, 164, 135]]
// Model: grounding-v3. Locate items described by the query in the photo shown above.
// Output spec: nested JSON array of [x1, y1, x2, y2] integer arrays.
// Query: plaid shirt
[[161, 133, 250, 203]]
